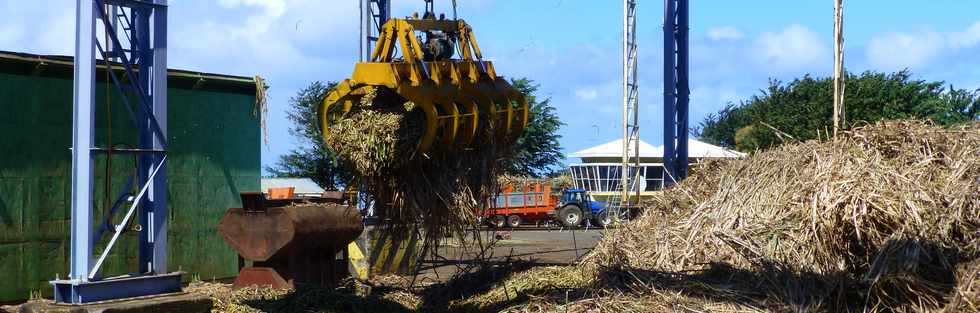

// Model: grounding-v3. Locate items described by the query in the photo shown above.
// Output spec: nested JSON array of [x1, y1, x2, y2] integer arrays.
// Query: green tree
[[507, 78, 565, 177], [697, 70, 980, 152], [266, 81, 350, 190]]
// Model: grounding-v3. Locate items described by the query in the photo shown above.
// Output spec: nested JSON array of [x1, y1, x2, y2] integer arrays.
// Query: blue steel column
[[663, 0, 676, 186], [69, 0, 97, 283], [150, 0, 169, 273], [136, 6, 154, 274], [676, 0, 690, 181], [663, 0, 689, 187]]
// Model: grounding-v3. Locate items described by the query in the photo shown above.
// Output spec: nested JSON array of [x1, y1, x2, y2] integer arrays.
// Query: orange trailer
[[483, 180, 559, 228]]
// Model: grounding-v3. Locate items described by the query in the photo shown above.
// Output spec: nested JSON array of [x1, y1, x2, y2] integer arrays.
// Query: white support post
[[833, 0, 845, 137]]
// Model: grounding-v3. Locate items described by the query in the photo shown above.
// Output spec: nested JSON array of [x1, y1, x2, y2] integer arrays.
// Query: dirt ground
[[416, 228, 604, 283], [0, 228, 606, 313]]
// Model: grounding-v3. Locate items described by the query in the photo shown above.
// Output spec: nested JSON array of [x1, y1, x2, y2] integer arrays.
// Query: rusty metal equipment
[[218, 192, 363, 289]]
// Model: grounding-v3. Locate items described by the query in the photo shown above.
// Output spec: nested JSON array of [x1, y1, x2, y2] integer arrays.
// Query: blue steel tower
[[663, 0, 690, 186]]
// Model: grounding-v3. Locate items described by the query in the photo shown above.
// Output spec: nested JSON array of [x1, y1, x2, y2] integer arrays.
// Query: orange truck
[[482, 180, 559, 228]]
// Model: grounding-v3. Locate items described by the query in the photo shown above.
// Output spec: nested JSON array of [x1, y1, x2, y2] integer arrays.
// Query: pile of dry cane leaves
[[458, 120, 979, 313]]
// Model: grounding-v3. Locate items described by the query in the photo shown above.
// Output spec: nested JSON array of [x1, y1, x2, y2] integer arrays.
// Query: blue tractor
[[551, 189, 613, 228]]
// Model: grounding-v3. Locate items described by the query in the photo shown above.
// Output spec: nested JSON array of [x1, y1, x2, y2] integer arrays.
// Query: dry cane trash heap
[[189, 120, 977, 312], [325, 88, 512, 247], [457, 120, 979, 313]]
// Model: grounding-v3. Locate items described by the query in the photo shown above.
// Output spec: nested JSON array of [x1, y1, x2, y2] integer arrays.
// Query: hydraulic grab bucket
[[320, 17, 529, 155]]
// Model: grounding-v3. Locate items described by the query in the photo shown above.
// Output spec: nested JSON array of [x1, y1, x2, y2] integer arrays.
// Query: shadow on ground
[[418, 259, 579, 313], [487, 238, 971, 312], [224, 239, 973, 313], [240, 284, 416, 313]]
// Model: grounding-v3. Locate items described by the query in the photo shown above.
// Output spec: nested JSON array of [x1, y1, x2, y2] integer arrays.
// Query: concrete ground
[[415, 228, 605, 282]]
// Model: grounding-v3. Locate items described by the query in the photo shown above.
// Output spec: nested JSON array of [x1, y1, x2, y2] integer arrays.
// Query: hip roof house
[[567, 138, 744, 199]]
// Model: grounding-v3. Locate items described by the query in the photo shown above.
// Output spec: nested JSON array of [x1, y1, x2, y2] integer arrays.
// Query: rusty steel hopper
[[218, 192, 363, 289]]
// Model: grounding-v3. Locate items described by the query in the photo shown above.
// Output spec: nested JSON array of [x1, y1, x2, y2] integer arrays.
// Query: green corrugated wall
[[0, 57, 259, 302]]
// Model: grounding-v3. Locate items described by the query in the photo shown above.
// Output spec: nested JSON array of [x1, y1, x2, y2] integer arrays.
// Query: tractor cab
[[552, 189, 610, 227], [560, 189, 588, 205]]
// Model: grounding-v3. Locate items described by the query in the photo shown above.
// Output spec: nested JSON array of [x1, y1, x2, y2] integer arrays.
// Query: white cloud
[[391, 0, 495, 15], [35, 10, 74, 55], [0, 3, 73, 55], [218, 0, 286, 13], [708, 26, 743, 41], [213, 0, 287, 37], [948, 21, 980, 49], [865, 21, 980, 72], [575, 88, 598, 101], [753, 25, 828, 71], [866, 31, 945, 71]]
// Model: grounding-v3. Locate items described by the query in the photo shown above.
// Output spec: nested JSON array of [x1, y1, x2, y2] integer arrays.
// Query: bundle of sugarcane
[[324, 88, 512, 250], [550, 172, 574, 191], [497, 173, 573, 194], [325, 89, 422, 176]]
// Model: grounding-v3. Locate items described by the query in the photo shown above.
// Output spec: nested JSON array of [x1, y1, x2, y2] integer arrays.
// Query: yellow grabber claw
[[319, 17, 528, 156]]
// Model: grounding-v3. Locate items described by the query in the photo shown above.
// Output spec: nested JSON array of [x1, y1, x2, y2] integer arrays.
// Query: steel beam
[[663, 0, 689, 187], [150, 0, 169, 273], [69, 0, 97, 283], [136, 5, 155, 274]]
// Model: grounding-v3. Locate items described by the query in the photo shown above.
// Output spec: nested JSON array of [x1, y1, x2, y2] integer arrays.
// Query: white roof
[[570, 138, 662, 158], [686, 139, 747, 158], [261, 178, 326, 195], [570, 138, 745, 159]]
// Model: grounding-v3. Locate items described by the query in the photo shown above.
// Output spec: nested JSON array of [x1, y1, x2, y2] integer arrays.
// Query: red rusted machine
[[218, 192, 363, 289]]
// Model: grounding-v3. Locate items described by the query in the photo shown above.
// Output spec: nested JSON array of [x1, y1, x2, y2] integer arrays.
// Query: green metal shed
[[0, 51, 260, 302]]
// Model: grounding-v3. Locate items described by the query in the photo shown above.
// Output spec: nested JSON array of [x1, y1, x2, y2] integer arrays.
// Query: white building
[[568, 138, 744, 200]]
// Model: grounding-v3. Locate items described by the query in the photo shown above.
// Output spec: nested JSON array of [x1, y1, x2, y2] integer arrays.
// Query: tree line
[[697, 70, 980, 152]]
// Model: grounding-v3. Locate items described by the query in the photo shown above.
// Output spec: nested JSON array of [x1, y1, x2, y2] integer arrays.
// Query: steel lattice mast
[[361, 0, 391, 61], [621, 0, 641, 212]]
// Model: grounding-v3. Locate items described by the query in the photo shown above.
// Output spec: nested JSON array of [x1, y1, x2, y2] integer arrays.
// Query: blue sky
[[2, 1, 979, 171]]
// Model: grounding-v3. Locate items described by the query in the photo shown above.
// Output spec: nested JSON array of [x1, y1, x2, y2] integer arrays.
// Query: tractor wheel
[[506, 215, 522, 228], [557, 205, 583, 228], [491, 215, 506, 228], [594, 210, 613, 228]]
